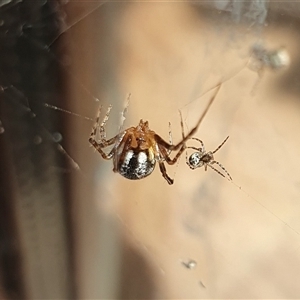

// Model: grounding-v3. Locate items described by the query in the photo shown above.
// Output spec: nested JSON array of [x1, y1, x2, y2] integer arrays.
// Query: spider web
[[1, 1, 300, 299]]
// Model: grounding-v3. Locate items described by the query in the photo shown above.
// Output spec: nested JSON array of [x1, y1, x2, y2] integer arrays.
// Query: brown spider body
[[89, 112, 186, 184], [113, 120, 157, 180]]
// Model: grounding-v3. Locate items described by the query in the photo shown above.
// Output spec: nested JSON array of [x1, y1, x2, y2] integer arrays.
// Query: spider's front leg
[[190, 137, 205, 153], [156, 142, 187, 185], [98, 104, 113, 145], [155, 135, 186, 165], [158, 161, 174, 185], [155, 110, 187, 167], [209, 160, 232, 180], [89, 136, 117, 160], [207, 163, 225, 178], [89, 104, 116, 160]]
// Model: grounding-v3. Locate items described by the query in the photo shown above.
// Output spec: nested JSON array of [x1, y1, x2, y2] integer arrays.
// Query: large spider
[[89, 84, 221, 184], [186, 136, 232, 180]]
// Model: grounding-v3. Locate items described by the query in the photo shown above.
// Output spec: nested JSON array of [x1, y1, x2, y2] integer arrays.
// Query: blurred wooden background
[[64, 2, 300, 298], [2, 1, 300, 299]]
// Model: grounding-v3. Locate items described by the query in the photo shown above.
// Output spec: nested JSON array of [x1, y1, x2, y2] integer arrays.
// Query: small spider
[[186, 136, 232, 180], [89, 85, 221, 184]]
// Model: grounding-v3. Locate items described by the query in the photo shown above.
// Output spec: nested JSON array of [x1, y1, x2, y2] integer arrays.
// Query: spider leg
[[190, 138, 205, 152], [89, 135, 117, 160], [212, 136, 229, 154], [158, 143, 186, 165], [170, 83, 222, 150], [89, 104, 112, 145], [169, 110, 186, 163], [99, 105, 113, 141], [185, 146, 202, 151], [167, 109, 185, 155], [111, 132, 133, 172], [207, 164, 226, 178], [167, 121, 173, 155], [181, 115, 206, 170], [155, 110, 187, 166], [210, 160, 232, 180], [90, 105, 102, 142], [159, 111, 186, 183], [89, 104, 116, 160], [185, 151, 189, 167], [158, 161, 174, 185], [179, 110, 185, 140], [154, 109, 187, 167], [118, 93, 131, 132], [155, 84, 221, 152]]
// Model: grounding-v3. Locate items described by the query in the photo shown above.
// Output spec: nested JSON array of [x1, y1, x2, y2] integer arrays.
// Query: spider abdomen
[[117, 149, 156, 180], [189, 152, 204, 169]]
